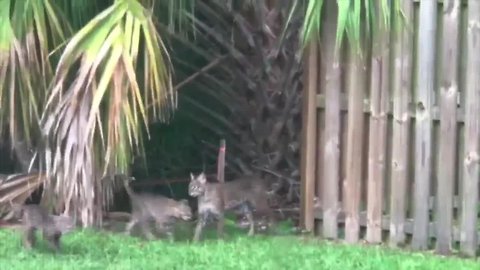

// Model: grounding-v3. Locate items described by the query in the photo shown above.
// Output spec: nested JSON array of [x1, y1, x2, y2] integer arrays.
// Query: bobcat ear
[[198, 172, 206, 183], [190, 173, 195, 180]]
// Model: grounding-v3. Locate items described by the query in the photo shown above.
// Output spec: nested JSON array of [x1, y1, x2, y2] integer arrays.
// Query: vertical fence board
[[316, 68, 325, 234], [389, 0, 414, 247], [460, 0, 480, 257], [308, 0, 479, 256], [300, 42, 318, 232], [412, 0, 437, 250], [455, 4, 468, 231], [315, 110, 325, 234], [344, 45, 367, 244], [436, 0, 460, 256], [366, 2, 391, 244], [321, 0, 341, 239], [340, 111, 348, 207]]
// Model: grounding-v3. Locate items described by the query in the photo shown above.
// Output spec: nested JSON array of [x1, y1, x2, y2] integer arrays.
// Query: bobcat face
[[188, 173, 207, 197], [173, 199, 192, 221]]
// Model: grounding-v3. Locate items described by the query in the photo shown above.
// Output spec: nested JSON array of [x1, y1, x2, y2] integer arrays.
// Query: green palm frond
[[55, 0, 108, 31], [301, 0, 323, 44], [40, 0, 175, 225], [148, 0, 196, 37], [301, 0, 405, 54], [0, 0, 70, 149]]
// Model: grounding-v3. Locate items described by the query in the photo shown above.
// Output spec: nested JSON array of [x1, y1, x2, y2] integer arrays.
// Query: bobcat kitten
[[11, 203, 75, 251], [188, 172, 275, 242], [123, 177, 192, 241]]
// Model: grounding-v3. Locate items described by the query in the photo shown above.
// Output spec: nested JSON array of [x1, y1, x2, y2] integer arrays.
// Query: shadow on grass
[[0, 216, 297, 259], [101, 215, 296, 245]]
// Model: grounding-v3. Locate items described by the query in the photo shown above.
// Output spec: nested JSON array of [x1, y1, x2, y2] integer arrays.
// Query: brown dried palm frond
[[0, 0, 71, 221], [0, 172, 46, 220]]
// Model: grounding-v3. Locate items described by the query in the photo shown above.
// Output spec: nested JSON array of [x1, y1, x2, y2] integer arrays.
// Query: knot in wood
[[392, 161, 398, 169], [394, 112, 409, 124], [464, 151, 480, 166], [445, 85, 457, 97], [416, 101, 425, 112]]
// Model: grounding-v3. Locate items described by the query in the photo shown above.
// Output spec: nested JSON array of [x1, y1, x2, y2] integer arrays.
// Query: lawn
[[0, 219, 478, 270]]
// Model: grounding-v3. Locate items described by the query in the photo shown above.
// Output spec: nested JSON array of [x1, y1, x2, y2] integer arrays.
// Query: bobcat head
[[172, 199, 192, 221], [188, 172, 207, 197]]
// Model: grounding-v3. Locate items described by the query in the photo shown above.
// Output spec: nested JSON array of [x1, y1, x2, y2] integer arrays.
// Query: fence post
[[412, 0, 437, 251], [460, 0, 480, 257], [389, 0, 413, 248], [344, 37, 367, 244], [436, 0, 460, 256], [321, 0, 341, 240], [300, 40, 318, 233], [366, 1, 391, 244]]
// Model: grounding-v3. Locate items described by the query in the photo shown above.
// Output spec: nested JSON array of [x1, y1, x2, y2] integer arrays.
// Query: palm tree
[[0, 0, 182, 226]]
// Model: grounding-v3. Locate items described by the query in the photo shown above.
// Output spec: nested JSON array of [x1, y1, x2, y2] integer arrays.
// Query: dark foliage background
[[130, 0, 305, 209]]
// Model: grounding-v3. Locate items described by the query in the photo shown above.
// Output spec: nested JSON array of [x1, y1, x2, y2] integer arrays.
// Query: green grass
[[0, 220, 478, 270]]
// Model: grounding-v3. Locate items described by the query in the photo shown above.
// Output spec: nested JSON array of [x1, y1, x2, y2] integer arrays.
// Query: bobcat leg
[[266, 209, 276, 233], [44, 231, 61, 252], [140, 221, 155, 240], [256, 197, 276, 233], [124, 219, 137, 236], [22, 227, 36, 249], [245, 211, 255, 236], [193, 213, 208, 242], [240, 203, 255, 236], [216, 212, 224, 239], [155, 221, 174, 243], [52, 233, 62, 251], [166, 231, 174, 243], [258, 208, 276, 233]]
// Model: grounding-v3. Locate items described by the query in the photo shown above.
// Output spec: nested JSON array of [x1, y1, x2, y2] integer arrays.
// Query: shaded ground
[[0, 219, 478, 270]]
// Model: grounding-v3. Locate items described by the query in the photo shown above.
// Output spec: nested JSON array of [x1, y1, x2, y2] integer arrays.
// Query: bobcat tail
[[121, 176, 136, 198], [217, 139, 226, 237]]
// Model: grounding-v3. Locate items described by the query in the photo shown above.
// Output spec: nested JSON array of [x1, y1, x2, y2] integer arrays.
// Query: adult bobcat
[[11, 203, 76, 251], [123, 177, 192, 241], [188, 172, 275, 241]]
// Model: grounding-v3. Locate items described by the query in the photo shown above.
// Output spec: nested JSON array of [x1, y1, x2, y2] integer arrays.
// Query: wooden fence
[[299, 0, 480, 256]]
